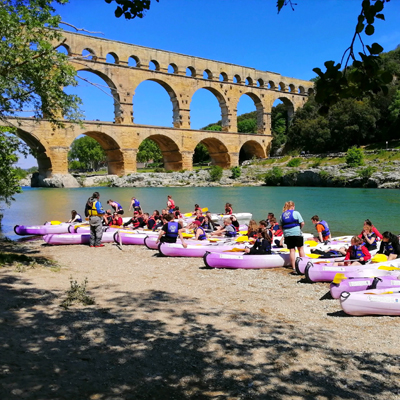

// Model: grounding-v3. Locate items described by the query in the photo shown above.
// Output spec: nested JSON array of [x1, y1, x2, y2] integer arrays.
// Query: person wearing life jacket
[[156, 214, 186, 247], [211, 218, 237, 238], [245, 229, 272, 255], [265, 212, 274, 229], [174, 206, 182, 219], [123, 211, 140, 229], [311, 215, 331, 243], [230, 215, 239, 232], [107, 199, 124, 215], [268, 217, 283, 237], [224, 203, 233, 215], [358, 219, 383, 240], [110, 212, 123, 226], [86, 191, 106, 248], [194, 209, 205, 224], [167, 195, 175, 212], [67, 210, 82, 224], [145, 212, 157, 230], [336, 236, 371, 266], [361, 223, 378, 251], [280, 200, 306, 271], [310, 247, 347, 258], [378, 231, 400, 260], [129, 197, 141, 212], [247, 219, 259, 239], [202, 212, 216, 232], [191, 220, 207, 240]]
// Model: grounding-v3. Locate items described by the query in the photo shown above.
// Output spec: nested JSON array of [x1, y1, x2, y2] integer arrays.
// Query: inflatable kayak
[[340, 288, 400, 316], [43, 231, 115, 245], [159, 242, 247, 257], [15, 223, 71, 236], [330, 274, 400, 299], [144, 235, 231, 250], [210, 213, 252, 226], [305, 259, 400, 283], [113, 230, 158, 245], [204, 251, 291, 269]]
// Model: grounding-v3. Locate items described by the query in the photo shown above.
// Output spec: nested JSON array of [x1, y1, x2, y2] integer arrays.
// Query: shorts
[[284, 236, 304, 249]]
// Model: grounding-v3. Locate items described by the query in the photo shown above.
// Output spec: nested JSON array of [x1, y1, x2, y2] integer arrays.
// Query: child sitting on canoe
[[335, 236, 371, 266], [191, 220, 208, 240], [67, 210, 82, 224], [211, 218, 237, 238], [244, 229, 272, 255]]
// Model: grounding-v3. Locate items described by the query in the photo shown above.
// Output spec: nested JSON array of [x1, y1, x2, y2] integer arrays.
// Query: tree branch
[[60, 21, 104, 35]]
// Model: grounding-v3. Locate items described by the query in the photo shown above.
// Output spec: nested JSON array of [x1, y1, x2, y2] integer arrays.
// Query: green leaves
[[105, 0, 159, 19]]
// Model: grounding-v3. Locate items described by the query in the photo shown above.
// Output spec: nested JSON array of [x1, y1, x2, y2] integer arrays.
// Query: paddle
[[183, 207, 209, 217], [332, 273, 347, 284], [223, 247, 246, 252], [50, 220, 62, 225]]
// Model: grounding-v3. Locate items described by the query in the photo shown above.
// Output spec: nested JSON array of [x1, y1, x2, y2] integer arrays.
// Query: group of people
[[74, 192, 400, 270]]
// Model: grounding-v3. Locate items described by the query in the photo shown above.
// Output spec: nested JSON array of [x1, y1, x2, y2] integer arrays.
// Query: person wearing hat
[[191, 220, 208, 240], [123, 210, 140, 229]]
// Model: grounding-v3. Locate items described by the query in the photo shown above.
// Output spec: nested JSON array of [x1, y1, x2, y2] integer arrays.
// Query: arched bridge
[[14, 31, 314, 176]]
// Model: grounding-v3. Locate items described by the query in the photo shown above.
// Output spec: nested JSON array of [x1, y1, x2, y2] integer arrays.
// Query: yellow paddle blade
[[181, 233, 194, 238], [278, 249, 290, 253], [239, 230, 248, 235], [365, 291, 394, 295], [307, 253, 321, 259], [332, 273, 347, 284], [183, 213, 192, 217], [372, 254, 388, 263], [304, 240, 318, 247], [235, 236, 248, 242], [224, 247, 245, 252], [201, 207, 208, 212], [51, 221, 61, 225], [377, 266, 400, 271]]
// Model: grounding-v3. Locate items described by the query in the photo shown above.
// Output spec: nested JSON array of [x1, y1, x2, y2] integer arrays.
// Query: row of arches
[[17, 125, 266, 176], [66, 68, 297, 131], [60, 45, 312, 95]]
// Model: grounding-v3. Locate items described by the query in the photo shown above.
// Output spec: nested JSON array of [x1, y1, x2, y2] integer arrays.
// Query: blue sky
[[17, 0, 400, 168]]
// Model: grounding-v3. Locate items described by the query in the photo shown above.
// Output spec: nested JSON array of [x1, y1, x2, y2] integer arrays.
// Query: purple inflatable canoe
[[204, 251, 291, 269], [340, 288, 400, 316], [330, 275, 400, 299], [43, 231, 115, 245], [15, 223, 71, 236], [159, 242, 247, 257]]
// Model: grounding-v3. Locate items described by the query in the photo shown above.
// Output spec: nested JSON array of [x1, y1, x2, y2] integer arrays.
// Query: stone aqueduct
[[15, 31, 314, 176]]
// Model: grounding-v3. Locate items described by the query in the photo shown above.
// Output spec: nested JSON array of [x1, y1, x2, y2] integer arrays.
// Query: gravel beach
[[1, 239, 399, 400]]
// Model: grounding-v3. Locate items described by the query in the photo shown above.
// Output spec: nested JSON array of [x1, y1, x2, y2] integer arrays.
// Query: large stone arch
[[190, 87, 229, 131], [275, 96, 295, 122], [237, 92, 265, 134], [239, 140, 266, 164], [132, 79, 180, 127], [73, 131, 124, 175], [73, 67, 123, 122], [142, 134, 182, 171], [15, 128, 52, 177], [194, 137, 230, 168]]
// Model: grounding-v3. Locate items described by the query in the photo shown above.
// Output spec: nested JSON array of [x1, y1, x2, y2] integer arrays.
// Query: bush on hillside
[[264, 166, 283, 186], [346, 147, 364, 167], [287, 158, 301, 167], [209, 165, 223, 182], [230, 166, 241, 179]]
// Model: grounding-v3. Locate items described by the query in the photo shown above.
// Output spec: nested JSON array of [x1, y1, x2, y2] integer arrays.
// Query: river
[[1, 186, 400, 240]]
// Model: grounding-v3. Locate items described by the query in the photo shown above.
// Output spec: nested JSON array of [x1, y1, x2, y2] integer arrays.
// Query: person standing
[[86, 192, 106, 247], [129, 197, 141, 212], [280, 200, 305, 271], [107, 199, 124, 215], [167, 195, 175, 212]]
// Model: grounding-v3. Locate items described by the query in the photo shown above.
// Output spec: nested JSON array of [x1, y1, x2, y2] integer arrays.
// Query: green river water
[[2, 186, 400, 240]]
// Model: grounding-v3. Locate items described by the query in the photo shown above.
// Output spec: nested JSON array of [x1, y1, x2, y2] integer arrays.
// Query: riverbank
[[21, 157, 400, 189], [1, 238, 400, 399]]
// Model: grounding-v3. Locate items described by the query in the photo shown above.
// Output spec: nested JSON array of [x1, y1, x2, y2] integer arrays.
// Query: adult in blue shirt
[[279, 200, 305, 271]]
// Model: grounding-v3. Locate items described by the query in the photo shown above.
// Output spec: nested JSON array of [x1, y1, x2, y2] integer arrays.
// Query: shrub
[[346, 147, 364, 167], [60, 277, 95, 310], [287, 158, 301, 167], [165, 170, 173, 173], [230, 166, 241, 179], [264, 166, 283, 185], [154, 168, 164, 173], [311, 158, 322, 168], [209, 165, 223, 181], [319, 170, 330, 180], [358, 166, 377, 179]]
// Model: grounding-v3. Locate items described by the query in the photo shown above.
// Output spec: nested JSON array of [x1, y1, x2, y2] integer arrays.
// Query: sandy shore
[[1, 239, 400, 400]]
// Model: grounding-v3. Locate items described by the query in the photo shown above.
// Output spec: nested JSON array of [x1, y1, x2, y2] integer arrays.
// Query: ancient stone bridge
[[14, 31, 314, 176]]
